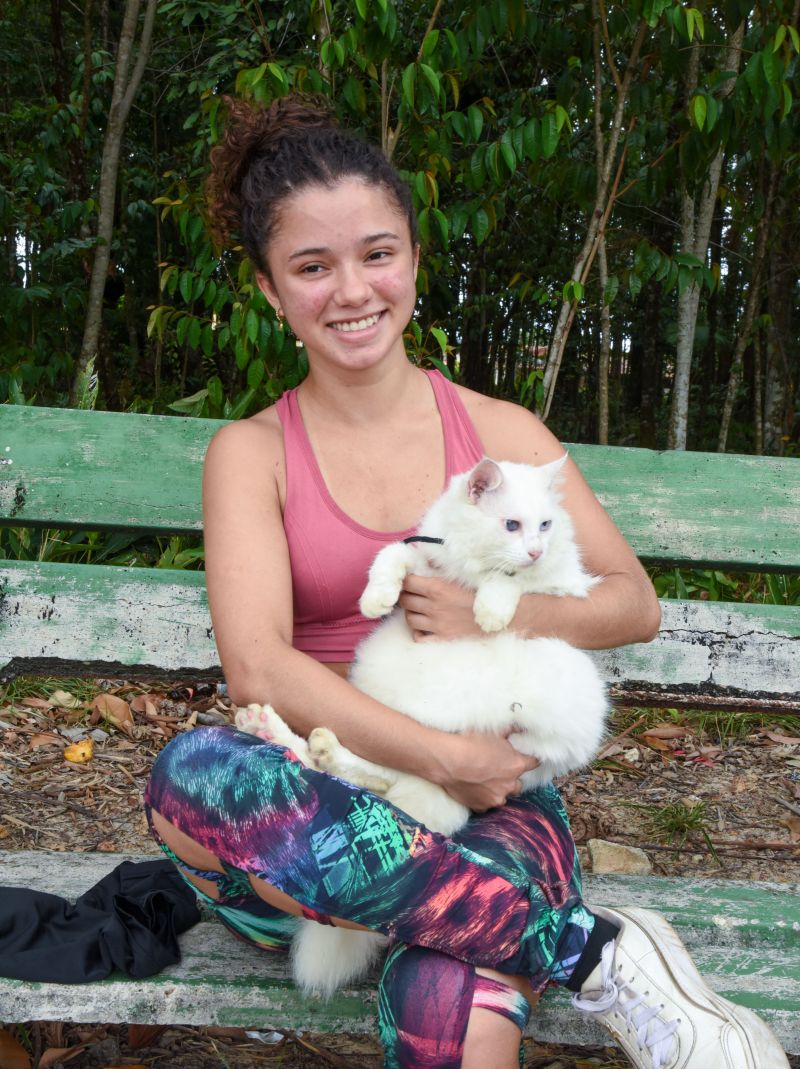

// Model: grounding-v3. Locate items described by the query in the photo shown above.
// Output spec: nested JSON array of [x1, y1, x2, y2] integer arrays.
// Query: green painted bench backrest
[[2, 406, 799, 570], [1, 405, 798, 705]]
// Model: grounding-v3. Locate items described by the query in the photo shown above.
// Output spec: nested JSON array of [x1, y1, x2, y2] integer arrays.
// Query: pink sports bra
[[275, 369, 484, 662]]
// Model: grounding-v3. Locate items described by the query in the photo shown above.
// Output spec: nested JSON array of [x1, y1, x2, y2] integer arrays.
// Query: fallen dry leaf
[[641, 734, 672, 752], [782, 816, 800, 843], [91, 694, 134, 736], [642, 725, 692, 740], [127, 1024, 166, 1049], [28, 732, 63, 749], [64, 738, 94, 764], [39, 1047, 86, 1069], [130, 692, 163, 714], [49, 690, 85, 709], [19, 697, 53, 709], [763, 731, 800, 746], [0, 1028, 30, 1069]]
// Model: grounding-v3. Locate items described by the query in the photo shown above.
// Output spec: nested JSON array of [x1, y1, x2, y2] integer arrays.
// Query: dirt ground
[[1, 677, 799, 1069]]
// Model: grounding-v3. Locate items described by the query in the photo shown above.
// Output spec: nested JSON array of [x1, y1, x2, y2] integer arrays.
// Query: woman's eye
[[505, 519, 521, 532], [540, 519, 552, 532], [367, 249, 389, 261], [300, 264, 323, 274]]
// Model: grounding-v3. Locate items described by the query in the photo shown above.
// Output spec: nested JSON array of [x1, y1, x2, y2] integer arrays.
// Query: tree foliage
[[1, 0, 798, 454]]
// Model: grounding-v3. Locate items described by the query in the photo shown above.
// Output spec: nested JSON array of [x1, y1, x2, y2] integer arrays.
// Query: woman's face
[[257, 178, 419, 379]]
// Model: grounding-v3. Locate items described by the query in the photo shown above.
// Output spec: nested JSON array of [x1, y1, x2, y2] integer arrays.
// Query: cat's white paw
[[308, 727, 341, 772], [234, 702, 287, 742], [473, 584, 519, 632], [237, 701, 299, 752], [360, 579, 402, 619]]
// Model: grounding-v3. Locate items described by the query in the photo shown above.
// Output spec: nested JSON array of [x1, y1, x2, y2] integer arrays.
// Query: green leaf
[[419, 63, 442, 102], [421, 29, 439, 58], [467, 104, 484, 141], [674, 252, 704, 268], [500, 130, 516, 174], [354, 0, 367, 19], [188, 317, 201, 350], [235, 334, 249, 370], [540, 112, 558, 158], [208, 376, 224, 409], [229, 387, 256, 421], [773, 25, 786, 52], [247, 358, 265, 388], [469, 145, 486, 186], [523, 117, 540, 161], [472, 207, 490, 245], [789, 26, 800, 53], [176, 314, 190, 346], [168, 388, 208, 415], [690, 94, 707, 131], [486, 141, 500, 180], [604, 275, 619, 305], [782, 82, 792, 118], [430, 326, 448, 354], [179, 271, 193, 304], [425, 354, 453, 380], [761, 48, 780, 88], [432, 207, 449, 247], [245, 308, 259, 344], [402, 63, 416, 110]]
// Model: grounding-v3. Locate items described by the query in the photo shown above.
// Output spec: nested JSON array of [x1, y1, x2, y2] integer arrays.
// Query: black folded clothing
[[0, 859, 201, 982]]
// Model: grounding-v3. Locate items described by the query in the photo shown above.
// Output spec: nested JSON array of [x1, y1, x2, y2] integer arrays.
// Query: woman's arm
[[203, 417, 536, 811], [398, 395, 661, 648]]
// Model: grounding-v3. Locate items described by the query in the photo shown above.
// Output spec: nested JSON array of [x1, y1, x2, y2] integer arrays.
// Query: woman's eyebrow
[[288, 232, 402, 262]]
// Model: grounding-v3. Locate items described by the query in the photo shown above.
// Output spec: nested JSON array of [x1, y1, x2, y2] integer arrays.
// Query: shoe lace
[[571, 941, 679, 1069]]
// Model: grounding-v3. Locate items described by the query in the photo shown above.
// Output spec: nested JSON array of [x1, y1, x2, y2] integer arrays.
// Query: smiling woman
[[144, 95, 789, 1069]]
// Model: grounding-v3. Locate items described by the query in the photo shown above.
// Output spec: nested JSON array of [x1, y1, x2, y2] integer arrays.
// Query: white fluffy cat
[[235, 455, 609, 995]]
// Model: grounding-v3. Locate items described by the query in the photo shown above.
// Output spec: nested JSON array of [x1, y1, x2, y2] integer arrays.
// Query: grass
[[623, 798, 722, 864], [0, 675, 101, 705], [609, 705, 799, 743]]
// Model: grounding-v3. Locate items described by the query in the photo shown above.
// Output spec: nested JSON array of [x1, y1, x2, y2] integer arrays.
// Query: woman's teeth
[[331, 314, 380, 332]]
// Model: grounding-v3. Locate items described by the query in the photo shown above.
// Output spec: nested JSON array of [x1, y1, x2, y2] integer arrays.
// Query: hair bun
[[207, 95, 336, 250]]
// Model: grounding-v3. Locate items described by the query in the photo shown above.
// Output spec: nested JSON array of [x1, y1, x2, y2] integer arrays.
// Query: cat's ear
[[467, 458, 504, 502], [538, 453, 568, 488]]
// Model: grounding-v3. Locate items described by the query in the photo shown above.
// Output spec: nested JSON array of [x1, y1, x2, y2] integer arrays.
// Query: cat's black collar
[[403, 535, 444, 546]]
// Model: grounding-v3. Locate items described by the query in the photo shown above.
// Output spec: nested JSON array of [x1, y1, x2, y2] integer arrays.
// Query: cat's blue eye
[[505, 519, 521, 532], [540, 519, 552, 532]]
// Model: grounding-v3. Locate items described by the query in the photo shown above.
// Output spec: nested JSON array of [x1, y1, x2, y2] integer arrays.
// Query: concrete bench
[[1, 851, 797, 1052]]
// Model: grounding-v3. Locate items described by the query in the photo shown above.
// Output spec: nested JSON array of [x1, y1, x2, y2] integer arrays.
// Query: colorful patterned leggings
[[144, 726, 596, 1067]]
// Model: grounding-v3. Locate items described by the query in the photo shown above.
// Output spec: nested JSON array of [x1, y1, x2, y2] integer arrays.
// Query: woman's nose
[[334, 263, 371, 306]]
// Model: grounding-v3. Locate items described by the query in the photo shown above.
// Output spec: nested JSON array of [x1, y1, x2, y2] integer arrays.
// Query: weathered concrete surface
[[1, 853, 798, 1052]]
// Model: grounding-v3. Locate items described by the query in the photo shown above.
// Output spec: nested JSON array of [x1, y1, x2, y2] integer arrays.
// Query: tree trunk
[[70, 0, 157, 405], [668, 24, 744, 449], [717, 165, 779, 452], [541, 10, 646, 420]]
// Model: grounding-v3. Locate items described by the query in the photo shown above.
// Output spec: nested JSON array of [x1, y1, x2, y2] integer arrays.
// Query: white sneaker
[[571, 906, 789, 1069]]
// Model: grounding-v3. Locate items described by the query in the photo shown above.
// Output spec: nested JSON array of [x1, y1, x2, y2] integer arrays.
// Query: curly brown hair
[[206, 95, 417, 276]]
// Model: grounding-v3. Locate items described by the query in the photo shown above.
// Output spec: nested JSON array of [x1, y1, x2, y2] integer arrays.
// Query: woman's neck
[[299, 355, 429, 428]]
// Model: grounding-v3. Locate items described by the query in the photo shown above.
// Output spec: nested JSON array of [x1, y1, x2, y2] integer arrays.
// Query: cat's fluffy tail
[[292, 922, 387, 997]]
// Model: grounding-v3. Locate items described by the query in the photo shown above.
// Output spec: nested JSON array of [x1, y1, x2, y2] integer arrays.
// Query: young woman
[[145, 96, 787, 1069]]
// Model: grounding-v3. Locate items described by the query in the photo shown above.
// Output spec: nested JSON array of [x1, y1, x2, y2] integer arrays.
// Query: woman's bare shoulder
[[454, 383, 565, 464], [206, 403, 283, 461], [204, 403, 286, 502]]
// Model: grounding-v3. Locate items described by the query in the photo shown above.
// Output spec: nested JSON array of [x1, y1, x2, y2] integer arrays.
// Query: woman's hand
[[427, 729, 540, 812], [398, 574, 484, 641]]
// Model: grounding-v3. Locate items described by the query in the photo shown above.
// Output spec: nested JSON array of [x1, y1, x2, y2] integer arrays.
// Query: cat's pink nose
[[527, 548, 542, 560]]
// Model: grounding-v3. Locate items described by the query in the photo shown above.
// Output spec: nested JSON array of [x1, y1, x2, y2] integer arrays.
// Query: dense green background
[[1, 0, 798, 454]]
